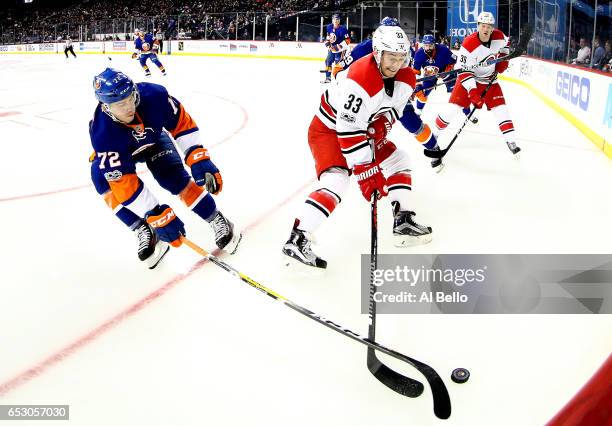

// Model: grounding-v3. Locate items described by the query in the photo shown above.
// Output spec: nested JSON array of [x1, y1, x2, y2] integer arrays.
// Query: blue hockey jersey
[[134, 33, 158, 54], [326, 23, 350, 50], [412, 43, 456, 78], [89, 82, 200, 216]]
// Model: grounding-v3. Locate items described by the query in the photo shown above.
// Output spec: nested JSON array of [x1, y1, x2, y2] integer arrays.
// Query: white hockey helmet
[[477, 11, 495, 25], [372, 25, 409, 65]]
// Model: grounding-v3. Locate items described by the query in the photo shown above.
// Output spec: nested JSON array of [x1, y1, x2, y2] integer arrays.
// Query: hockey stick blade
[[367, 348, 425, 397], [367, 194, 425, 399], [182, 237, 450, 419]]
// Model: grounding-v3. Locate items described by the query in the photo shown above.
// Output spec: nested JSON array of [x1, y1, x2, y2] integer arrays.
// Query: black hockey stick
[[424, 73, 498, 160], [417, 24, 534, 83], [367, 191, 425, 399], [182, 237, 450, 419]]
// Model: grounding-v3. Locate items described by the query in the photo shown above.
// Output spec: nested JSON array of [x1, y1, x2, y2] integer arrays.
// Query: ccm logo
[[150, 210, 175, 227], [356, 166, 379, 180], [556, 71, 590, 112], [192, 150, 209, 161]]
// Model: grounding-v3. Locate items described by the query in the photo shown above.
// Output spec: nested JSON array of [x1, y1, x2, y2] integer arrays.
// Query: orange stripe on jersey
[[89, 151, 96, 162], [179, 181, 204, 207], [170, 104, 198, 138], [103, 190, 120, 210], [109, 173, 141, 204], [123, 112, 144, 133]]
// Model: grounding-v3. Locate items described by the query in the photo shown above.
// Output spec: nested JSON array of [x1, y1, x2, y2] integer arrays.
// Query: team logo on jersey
[[132, 126, 155, 142], [482, 53, 497, 65], [424, 66, 440, 76], [340, 112, 356, 123], [104, 170, 123, 181]]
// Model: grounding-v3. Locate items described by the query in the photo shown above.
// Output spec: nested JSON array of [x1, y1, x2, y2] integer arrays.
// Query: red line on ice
[[0, 178, 314, 396], [0, 93, 248, 203]]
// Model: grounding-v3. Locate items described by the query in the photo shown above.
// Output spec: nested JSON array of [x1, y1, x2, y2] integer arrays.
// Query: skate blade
[[433, 163, 445, 174], [282, 254, 327, 276], [512, 152, 521, 160], [393, 233, 433, 248], [223, 231, 242, 255], [147, 242, 170, 269]]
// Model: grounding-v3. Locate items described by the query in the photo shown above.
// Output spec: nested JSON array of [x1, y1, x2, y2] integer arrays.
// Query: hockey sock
[[295, 168, 348, 233], [414, 123, 438, 150], [118, 207, 141, 229], [386, 171, 412, 210], [492, 105, 515, 144], [297, 188, 341, 233], [179, 181, 217, 222], [434, 104, 463, 136], [103, 191, 140, 228]]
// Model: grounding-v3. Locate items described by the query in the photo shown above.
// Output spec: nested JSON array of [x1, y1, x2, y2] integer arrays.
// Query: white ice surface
[[0, 53, 611, 426]]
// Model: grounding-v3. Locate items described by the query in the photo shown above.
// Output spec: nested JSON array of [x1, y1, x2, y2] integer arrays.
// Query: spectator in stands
[[453, 39, 460, 50], [590, 37, 605, 69], [567, 38, 578, 62], [571, 38, 591, 65], [286, 30, 293, 41], [603, 40, 612, 72]]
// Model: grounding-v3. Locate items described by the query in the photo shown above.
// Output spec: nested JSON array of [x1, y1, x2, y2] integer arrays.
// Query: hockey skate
[[210, 210, 242, 254], [506, 141, 521, 158], [282, 227, 327, 269], [429, 146, 444, 173], [392, 202, 433, 247], [134, 220, 169, 269]]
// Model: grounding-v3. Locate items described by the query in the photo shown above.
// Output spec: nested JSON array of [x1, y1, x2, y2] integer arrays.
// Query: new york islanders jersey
[[456, 29, 509, 88], [135, 33, 158, 54], [326, 24, 350, 52], [340, 39, 371, 68], [413, 43, 457, 78], [317, 54, 416, 167], [89, 82, 200, 217]]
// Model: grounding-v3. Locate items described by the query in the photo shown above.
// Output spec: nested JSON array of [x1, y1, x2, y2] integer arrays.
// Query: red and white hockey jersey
[[316, 53, 416, 167], [455, 29, 509, 90]]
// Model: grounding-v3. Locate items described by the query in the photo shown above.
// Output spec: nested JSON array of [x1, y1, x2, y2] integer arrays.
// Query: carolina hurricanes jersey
[[317, 53, 416, 167], [456, 29, 509, 89], [89, 82, 200, 217]]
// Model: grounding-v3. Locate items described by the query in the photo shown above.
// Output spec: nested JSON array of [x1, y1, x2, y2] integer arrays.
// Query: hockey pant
[[433, 81, 515, 144], [296, 116, 413, 234], [90, 131, 216, 229], [139, 53, 165, 74]]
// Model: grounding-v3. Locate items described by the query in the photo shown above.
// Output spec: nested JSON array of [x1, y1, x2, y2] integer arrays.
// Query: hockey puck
[[451, 368, 470, 384]]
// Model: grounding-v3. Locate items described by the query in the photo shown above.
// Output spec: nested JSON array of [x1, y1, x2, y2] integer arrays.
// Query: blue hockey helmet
[[422, 34, 436, 45], [93, 68, 135, 104], [380, 16, 400, 27]]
